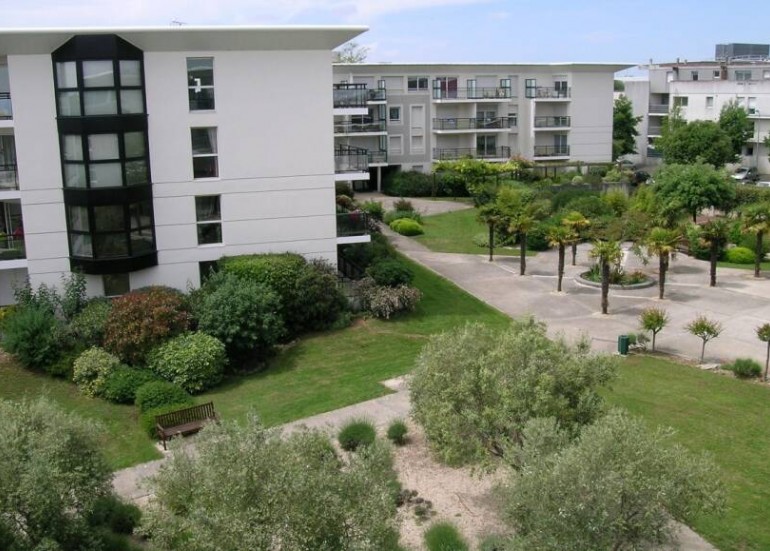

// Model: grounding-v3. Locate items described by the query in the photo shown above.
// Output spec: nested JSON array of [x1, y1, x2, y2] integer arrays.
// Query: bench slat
[[155, 402, 218, 450]]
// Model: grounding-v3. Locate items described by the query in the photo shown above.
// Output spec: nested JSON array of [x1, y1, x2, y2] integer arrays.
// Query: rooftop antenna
[[170, 20, 186, 26]]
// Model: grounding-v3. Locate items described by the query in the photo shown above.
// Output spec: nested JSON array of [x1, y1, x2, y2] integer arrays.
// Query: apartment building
[[332, 62, 630, 190], [0, 26, 370, 304]]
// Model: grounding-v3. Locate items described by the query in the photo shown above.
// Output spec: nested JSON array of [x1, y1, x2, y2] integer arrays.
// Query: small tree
[[477, 202, 504, 262], [589, 240, 622, 315], [654, 162, 736, 223], [639, 307, 669, 352], [686, 315, 723, 363], [509, 213, 535, 276], [699, 219, 731, 287], [547, 225, 575, 292], [562, 211, 590, 265], [741, 202, 770, 278], [612, 95, 642, 160], [333, 41, 369, 63], [718, 99, 753, 157], [757, 323, 770, 381], [644, 227, 680, 299], [654, 118, 736, 168]]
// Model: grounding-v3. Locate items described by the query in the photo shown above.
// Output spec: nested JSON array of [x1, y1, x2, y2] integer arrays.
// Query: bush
[[725, 246, 755, 264], [335, 181, 354, 198], [738, 232, 770, 259], [45, 346, 84, 379], [338, 418, 377, 451], [729, 358, 762, 379], [393, 198, 415, 212], [564, 195, 614, 219], [526, 224, 551, 251], [340, 232, 396, 270], [356, 278, 423, 319], [336, 194, 354, 210], [88, 495, 141, 534], [134, 381, 193, 413], [571, 175, 584, 185], [71, 298, 112, 347], [72, 347, 122, 397], [148, 332, 227, 393], [383, 170, 434, 196], [390, 218, 424, 236], [102, 366, 161, 404], [386, 420, 408, 446], [1, 306, 62, 369], [104, 286, 191, 365], [360, 200, 385, 221], [366, 258, 414, 287], [383, 209, 423, 225], [424, 522, 469, 551], [473, 232, 490, 249], [602, 190, 629, 216]]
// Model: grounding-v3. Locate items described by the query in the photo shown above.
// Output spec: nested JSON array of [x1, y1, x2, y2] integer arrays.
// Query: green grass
[[718, 260, 770, 271], [605, 355, 770, 551]]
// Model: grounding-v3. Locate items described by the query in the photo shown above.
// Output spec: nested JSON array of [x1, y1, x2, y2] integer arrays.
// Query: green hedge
[[383, 170, 468, 197], [148, 332, 227, 394]]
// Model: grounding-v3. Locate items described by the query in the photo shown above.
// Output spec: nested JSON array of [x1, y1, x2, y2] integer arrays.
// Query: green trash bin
[[618, 335, 629, 356]]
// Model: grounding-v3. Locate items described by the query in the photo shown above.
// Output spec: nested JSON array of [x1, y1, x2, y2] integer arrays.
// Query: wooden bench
[[155, 402, 219, 450]]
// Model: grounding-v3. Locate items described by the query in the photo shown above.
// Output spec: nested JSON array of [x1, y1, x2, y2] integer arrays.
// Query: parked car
[[732, 167, 759, 183]]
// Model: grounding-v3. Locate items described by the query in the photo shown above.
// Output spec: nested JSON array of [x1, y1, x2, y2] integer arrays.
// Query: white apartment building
[[332, 62, 630, 190], [0, 26, 370, 304]]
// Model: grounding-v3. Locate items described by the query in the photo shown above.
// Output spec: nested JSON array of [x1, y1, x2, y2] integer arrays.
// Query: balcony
[[432, 117, 516, 132], [0, 164, 18, 190], [527, 87, 571, 100], [0, 92, 11, 120], [432, 87, 513, 101], [334, 119, 387, 135], [648, 123, 663, 136], [648, 104, 669, 115], [368, 150, 388, 165], [336, 211, 370, 237], [334, 144, 370, 181], [366, 89, 387, 103], [533, 145, 570, 158], [432, 146, 512, 161], [0, 235, 25, 261], [333, 83, 386, 109], [534, 116, 571, 129]]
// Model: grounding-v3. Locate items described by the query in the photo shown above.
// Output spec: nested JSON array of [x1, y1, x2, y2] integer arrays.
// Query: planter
[[576, 272, 656, 290]]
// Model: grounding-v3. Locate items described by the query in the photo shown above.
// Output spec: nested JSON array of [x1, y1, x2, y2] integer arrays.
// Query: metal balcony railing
[[0, 92, 11, 119], [334, 144, 369, 173], [333, 83, 386, 108], [0, 235, 25, 260], [648, 104, 669, 114], [527, 86, 571, 99], [336, 211, 370, 237], [0, 164, 18, 190], [368, 150, 388, 164], [534, 116, 571, 128], [432, 146, 512, 160], [533, 145, 571, 157], [433, 87, 513, 100], [334, 120, 386, 134], [432, 116, 517, 130]]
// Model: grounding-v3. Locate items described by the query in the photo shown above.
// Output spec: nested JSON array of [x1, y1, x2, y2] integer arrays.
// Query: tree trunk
[[755, 232, 763, 278], [765, 341, 770, 382], [709, 242, 718, 287], [571, 242, 577, 266], [658, 254, 667, 300], [520, 233, 527, 276], [601, 260, 610, 314], [652, 330, 657, 352], [557, 244, 565, 292], [488, 223, 494, 262], [700, 340, 706, 363], [692, 209, 697, 223]]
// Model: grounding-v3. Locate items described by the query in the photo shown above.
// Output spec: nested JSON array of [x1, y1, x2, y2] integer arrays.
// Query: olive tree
[[686, 315, 723, 363], [409, 319, 617, 466], [639, 307, 669, 352]]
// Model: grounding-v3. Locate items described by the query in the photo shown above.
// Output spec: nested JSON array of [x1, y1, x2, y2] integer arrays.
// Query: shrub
[[360, 200, 385, 221], [102, 366, 161, 404], [1, 306, 62, 369], [356, 278, 422, 319], [338, 418, 377, 451], [134, 381, 193, 413], [602, 190, 629, 216], [725, 246, 755, 264], [473, 232, 490, 249], [45, 346, 85, 379], [526, 224, 551, 251], [571, 175, 584, 185], [148, 332, 227, 393], [88, 495, 142, 534], [729, 358, 762, 379], [565, 195, 614, 219], [335, 181, 354, 198], [738, 233, 770, 259], [383, 170, 434, 196], [336, 194, 354, 210], [383, 209, 423, 225], [386, 420, 409, 446], [393, 198, 415, 212], [71, 298, 113, 347], [366, 258, 414, 287], [72, 347, 122, 397], [104, 287, 191, 365], [390, 218, 424, 236], [340, 232, 396, 270], [424, 522, 469, 551]]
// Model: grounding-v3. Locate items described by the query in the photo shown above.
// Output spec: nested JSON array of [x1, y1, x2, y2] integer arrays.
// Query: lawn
[[718, 260, 770, 271], [606, 355, 770, 551]]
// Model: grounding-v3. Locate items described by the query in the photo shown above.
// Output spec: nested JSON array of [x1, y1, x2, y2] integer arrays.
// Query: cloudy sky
[[2, 0, 769, 73]]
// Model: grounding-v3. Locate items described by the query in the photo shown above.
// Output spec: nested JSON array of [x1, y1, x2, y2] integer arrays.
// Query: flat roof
[[335, 61, 633, 72], [0, 25, 368, 55]]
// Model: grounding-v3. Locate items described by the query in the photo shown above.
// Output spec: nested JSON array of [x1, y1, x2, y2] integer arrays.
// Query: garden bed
[[576, 270, 656, 290]]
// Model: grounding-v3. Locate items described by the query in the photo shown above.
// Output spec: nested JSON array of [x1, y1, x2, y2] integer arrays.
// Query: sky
[[1, 0, 769, 75]]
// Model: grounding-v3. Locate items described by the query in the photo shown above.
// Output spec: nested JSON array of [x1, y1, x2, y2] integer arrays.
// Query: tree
[[562, 211, 590, 265], [741, 202, 770, 277], [639, 307, 669, 352], [699, 219, 731, 286], [644, 227, 680, 299], [756, 323, 770, 381], [502, 410, 724, 551], [333, 41, 369, 63], [409, 319, 617, 466], [612, 95, 641, 160], [141, 416, 401, 550], [0, 398, 115, 550], [547, 225, 575, 292], [718, 99, 753, 157], [686, 315, 723, 363], [654, 118, 736, 167], [509, 213, 535, 276], [495, 187, 549, 276], [589, 240, 622, 315], [477, 202, 504, 262], [653, 162, 736, 223]]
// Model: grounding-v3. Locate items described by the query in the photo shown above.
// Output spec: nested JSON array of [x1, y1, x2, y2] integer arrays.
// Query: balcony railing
[[334, 144, 369, 173], [648, 124, 663, 135], [333, 83, 386, 108], [432, 117, 517, 130], [0, 235, 25, 260], [534, 116, 571, 128], [433, 87, 513, 100], [0, 164, 18, 190], [647, 146, 663, 158], [0, 92, 11, 119], [334, 120, 386, 134], [534, 145, 571, 157], [527, 87, 571, 99], [648, 104, 669, 114], [433, 146, 512, 160], [336, 211, 370, 237], [367, 89, 386, 102], [368, 150, 388, 164]]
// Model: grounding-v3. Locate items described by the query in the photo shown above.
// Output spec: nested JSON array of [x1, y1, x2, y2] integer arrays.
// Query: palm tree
[[562, 211, 590, 266], [590, 240, 622, 315], [645, 227, 680, 300], [547, 225, 576, 292], [477, 203, 504, 262], [757, 323, 770, 381], [741, 203, 770, 278], [699, 219, 730, 287], [509, 214, 535, 276]]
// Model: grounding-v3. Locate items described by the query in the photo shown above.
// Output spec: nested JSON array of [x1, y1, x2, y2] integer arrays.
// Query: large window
[[67, 200, 155, 260], [735, 70, 752, 81], [196, 195, 222, 245], [61, 131, 148, 188], [191, 128, 218, 178], [55, 59, 144, 117], [187, 58, 215, 110], [672, 96, 689, 108], [407, 76, 428, 92]]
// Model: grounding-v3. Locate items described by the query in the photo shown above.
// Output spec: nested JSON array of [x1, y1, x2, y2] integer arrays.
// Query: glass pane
[[119, 60, 141, 86], [88, 134, 119, 160], [68, 206, 89, 232], [83, 90, 117, 115], [197, 223, 222, 245], [82, 60, 114, 88], [130, 230, 154, 255], [192, 156, 218, 179], [129, 201, 152, 229], [188, 88, 215, 110], [195, 196, 220, 221], [191, 128, 217, 154], [89, 163, 122, 188], [94, 233, 128, 258], [125, 160, 148, 185], [70, 234, 93, 257], [62, 135, 83, 161], [187, 58, 214, 86], [120, 90, 144, 114], [56, 62, 78, 88], [103, 273, 130, 296], [93, 205, 125, 232], [64, 164, 87, 188], [124, 132, 145, 158], [58, 91, 81, 116]]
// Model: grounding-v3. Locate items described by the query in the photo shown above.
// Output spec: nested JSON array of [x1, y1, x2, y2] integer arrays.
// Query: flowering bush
[[355, 277, 422, 319], [148, 332, 227, 393], [73, 347, 123, 397]]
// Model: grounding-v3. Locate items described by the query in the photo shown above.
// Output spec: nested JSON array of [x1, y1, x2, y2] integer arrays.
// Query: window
[[706, 96, 714, 108], [195, 196, 222, 245], [410, 135, 425, 154], [714, 70, 721, 79], [55, 58, 144, 117], [525, 79, 537, 98], [735, 70, 752, 81], [388, 135, 403, 155], [748, 97, 757, 114], [764, 70, 770, 80], [407, 76, 428, 91], [433, 77, 458, 99], [61, 131, 149, 189], [691, 70, 699, 81], [67, 200, 155, 260], [746, 146, 754, 156], [191, 128, 218, 178], [666, 71, 674, 82], [187, 57, 215, 110], [554, 80, 569, 96], [103, 273, 130, 297], [477, 135, 496, 156], [673, 96, 689, 107], [388, 106, 402, 123]]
